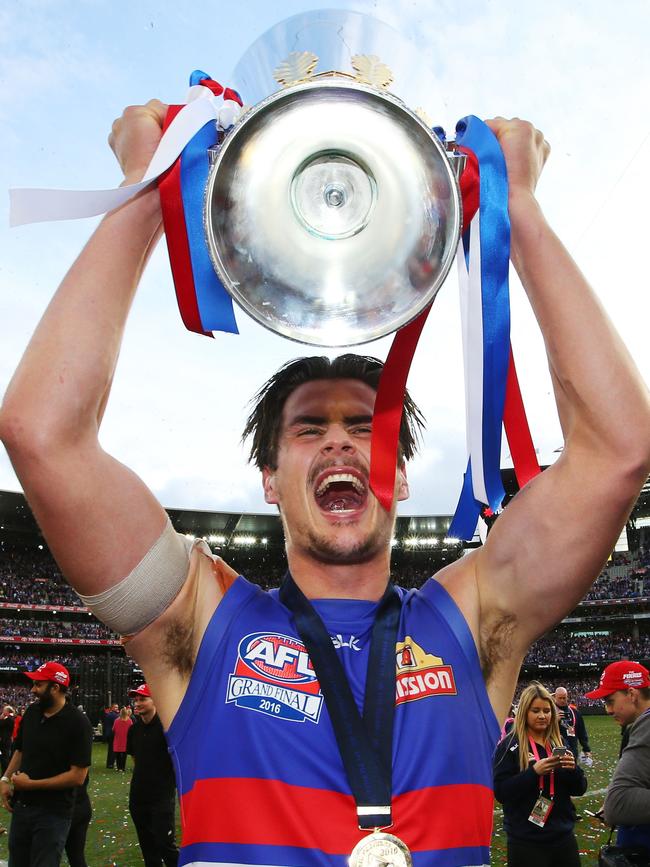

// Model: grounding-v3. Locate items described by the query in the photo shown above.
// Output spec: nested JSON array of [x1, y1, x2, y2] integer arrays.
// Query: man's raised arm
[[0, 100, 171, 595], [453, 119, 650, 711]]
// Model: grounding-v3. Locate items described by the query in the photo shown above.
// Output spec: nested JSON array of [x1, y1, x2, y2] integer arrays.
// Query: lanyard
[[279, 573, 401, 830], [528, 737, 555, 799]]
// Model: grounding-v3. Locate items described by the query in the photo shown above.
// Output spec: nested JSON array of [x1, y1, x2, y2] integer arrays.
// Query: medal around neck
[[349, 830, 413, 867], [205, 9, 464, 347]]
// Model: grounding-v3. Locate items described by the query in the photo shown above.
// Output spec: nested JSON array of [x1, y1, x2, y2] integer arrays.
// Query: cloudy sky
[[1, 0, 649, 517]]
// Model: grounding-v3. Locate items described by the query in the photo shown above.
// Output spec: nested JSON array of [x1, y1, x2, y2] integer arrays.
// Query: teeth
[[316, 473, 365, 496]]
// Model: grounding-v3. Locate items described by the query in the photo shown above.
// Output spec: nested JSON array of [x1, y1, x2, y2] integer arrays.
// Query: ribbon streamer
[[159, 72, 239, 335], [9, 89, 225, 227], [371, 117, 539, 539]]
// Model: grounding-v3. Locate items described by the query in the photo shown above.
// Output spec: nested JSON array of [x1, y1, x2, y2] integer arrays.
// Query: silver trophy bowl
[[204, 13, 463, 346]]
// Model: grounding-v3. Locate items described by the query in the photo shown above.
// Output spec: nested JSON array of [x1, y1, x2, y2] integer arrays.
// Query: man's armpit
[[480, 611, 517, 684], [162, 614, 195, 679]]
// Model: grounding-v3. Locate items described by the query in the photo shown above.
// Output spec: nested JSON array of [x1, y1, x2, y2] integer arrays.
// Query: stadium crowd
[[0, 618, 116, 641], [524, 632, 650, 664], [0, 549, 83, 607]]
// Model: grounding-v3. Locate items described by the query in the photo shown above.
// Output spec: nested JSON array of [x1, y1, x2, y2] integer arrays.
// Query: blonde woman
[[493, 682, 587, 866]]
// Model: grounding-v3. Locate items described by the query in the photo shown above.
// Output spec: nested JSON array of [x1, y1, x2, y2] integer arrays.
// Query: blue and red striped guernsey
[[166, 576, 499, 867]]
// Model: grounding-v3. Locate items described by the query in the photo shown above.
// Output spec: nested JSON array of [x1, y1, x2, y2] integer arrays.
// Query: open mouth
[[314, 470, 368, 514]]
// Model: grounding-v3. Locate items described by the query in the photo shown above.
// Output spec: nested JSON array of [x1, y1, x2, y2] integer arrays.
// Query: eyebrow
[[286, 414, 373, 427]]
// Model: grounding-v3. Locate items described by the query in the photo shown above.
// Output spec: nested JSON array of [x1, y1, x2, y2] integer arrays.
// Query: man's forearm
[[20, 767, 88, 791], [509, 192, 650, 468]]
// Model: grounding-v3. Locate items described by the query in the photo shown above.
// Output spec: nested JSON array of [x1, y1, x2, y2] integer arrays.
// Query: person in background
[[102, 703, 119, 769], [11, 708, 23, 752], [127, 684, 178, 867], [586, 661, 650, 855], [499, 703, 516, 742], [0, 661, 93, 867], [554, 687, 592, 763], [112, 706, 132, 772], [494, 682, 587, 867], [0, 707, 15, 774], [64, 773, 92, 867]]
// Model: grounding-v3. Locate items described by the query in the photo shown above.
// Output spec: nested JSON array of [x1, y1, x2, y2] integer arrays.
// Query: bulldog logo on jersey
[[226, 632, 324, 723], [395, 636, 457, 704]]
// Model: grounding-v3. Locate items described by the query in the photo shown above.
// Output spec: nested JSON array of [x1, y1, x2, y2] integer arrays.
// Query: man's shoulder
[[22, 703, 40, 723], [628, 711, 650, 746]]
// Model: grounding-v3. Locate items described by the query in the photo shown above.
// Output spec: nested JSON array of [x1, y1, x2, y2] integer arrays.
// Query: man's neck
[[140, 710, 156, 724], [286, 549, 391, 601], [43, 694, 66, 718], [632, 700, 650, 723]]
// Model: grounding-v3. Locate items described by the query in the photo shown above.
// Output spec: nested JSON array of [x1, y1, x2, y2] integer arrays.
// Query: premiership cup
[[203, 10, 465, 347]]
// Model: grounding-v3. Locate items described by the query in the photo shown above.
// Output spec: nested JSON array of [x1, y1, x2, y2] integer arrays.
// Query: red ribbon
[[369, 306, 432, 507], [158, 104, 211, 337], [158, 77, 241, 337], [503, 347, 541, 489], [459, 147, 480, 230]]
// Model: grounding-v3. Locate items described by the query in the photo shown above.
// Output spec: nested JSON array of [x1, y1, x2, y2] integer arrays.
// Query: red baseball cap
[[128, 684, 152, 698], [24, 661, 70, 688], [585, 660, 650, 699]]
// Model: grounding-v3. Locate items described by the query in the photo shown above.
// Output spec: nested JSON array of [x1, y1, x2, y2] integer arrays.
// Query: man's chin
[[305, 528, 386, 566]]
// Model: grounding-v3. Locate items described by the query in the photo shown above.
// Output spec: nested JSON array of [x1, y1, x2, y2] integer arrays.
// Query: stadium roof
[[0, 489, 460, 549], [1, 470, 647, 550]]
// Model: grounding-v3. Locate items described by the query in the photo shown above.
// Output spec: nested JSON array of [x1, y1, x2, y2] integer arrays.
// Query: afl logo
[[238, 632, 317, 685]]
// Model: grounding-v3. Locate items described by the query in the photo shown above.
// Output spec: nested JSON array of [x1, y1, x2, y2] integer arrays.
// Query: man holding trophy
[[1, 11, 650, 867]]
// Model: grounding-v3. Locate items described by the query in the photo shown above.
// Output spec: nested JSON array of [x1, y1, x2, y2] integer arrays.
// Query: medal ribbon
[[528, 737, 555, 798], [279, 573, 401, 830]]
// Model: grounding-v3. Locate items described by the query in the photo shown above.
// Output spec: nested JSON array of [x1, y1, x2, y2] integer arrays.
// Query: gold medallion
[[349, 831, 412, 867]]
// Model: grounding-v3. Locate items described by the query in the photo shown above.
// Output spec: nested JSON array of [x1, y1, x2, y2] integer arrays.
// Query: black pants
[[105, 739, 115, 768], [508, 834, 581, 867], [130, 800, 179, 867], [115, 751, 127, 771], [65, 797, 92, 867], [8, 801, 71, 867]]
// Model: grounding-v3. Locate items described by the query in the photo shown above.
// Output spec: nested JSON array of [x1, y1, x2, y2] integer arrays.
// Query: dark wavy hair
[[242, 354, 425, 470]]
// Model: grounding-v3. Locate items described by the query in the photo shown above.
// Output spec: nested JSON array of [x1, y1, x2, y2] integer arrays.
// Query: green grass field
[[0, 715, 625, 866]]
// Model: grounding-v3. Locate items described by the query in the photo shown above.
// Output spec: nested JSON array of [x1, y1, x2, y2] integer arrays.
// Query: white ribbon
[[456, 213, 489, 506], [9, 85, 239, 227]]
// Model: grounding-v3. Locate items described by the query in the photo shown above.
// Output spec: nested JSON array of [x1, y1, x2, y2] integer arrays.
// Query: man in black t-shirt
[[127, 683, 179, 867], [0, 661, 93, 867], [554, 686, 592, 762]]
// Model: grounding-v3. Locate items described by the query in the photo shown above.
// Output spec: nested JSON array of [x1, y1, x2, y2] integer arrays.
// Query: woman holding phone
[[494, 682, 588, 866]]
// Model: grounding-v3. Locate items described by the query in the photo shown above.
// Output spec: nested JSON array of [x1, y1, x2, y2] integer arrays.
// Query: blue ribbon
[[180, 70, 238, 334], [449, 116, 511, 540]]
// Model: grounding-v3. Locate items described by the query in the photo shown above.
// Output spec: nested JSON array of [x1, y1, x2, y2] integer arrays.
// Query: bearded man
[[0, 662, 93, 867], [1, 100, 649, 867]]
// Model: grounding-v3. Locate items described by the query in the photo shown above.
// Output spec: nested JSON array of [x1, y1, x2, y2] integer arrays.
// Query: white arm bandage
[[78, 518, 194, 636]]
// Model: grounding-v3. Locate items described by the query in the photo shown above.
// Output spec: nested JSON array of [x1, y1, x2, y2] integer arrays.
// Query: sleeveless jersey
[[166, 576, 499, 867]]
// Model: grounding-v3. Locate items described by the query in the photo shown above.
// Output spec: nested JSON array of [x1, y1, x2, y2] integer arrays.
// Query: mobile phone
[[552, 746, 569, 756]]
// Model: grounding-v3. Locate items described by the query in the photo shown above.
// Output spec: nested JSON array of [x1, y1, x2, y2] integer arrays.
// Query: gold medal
[[349, 831, 412, 867]]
